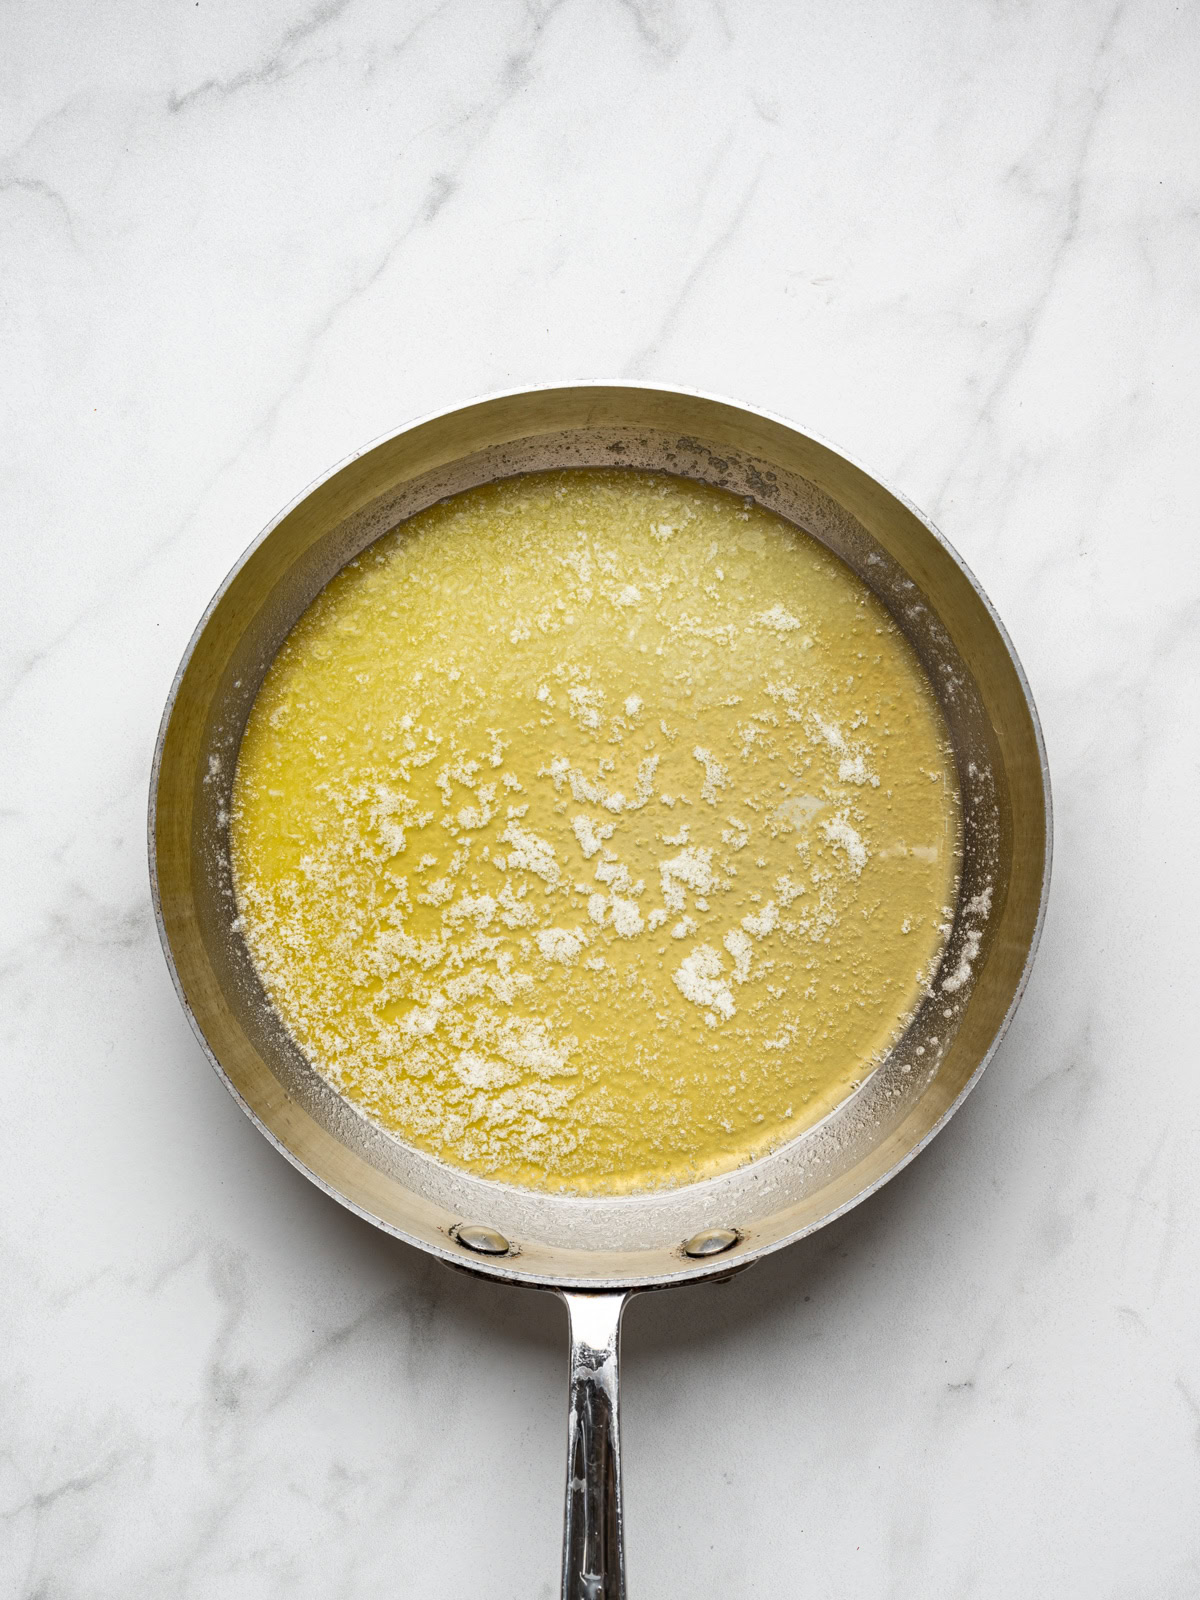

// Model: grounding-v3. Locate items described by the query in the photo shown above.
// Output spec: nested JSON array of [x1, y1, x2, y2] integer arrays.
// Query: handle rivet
[[452, 1223, 512, 1256], [682, 1227, 740, 1258]]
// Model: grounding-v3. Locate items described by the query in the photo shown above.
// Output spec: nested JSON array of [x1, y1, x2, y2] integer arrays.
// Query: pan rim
[[148, 380, 1053, 1290]]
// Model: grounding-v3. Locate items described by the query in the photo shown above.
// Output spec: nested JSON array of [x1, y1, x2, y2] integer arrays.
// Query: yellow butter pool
[[231, 469, 960, 1194]]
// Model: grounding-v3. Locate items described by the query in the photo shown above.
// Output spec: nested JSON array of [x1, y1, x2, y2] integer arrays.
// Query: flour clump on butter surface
[[231, 468, 962, 1195]]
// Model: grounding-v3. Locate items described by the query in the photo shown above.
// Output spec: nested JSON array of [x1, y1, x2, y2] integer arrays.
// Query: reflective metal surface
[[561, 1292, 629, 1600], [149, 383, 1051, 1597], [681, 1229, 741, 1259], [450, 1224, 513, 1257]]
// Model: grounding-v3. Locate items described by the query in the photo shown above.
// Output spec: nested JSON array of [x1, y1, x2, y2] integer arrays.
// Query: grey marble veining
[[2, 1, 1197, 1595]]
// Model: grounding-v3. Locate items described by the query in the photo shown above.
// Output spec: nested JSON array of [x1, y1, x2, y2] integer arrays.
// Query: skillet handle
[[559, 1290, 634, 1600]]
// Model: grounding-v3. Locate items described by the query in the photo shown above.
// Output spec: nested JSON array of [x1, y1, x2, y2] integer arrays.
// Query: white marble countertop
[[3, 3, 1198, 1595]]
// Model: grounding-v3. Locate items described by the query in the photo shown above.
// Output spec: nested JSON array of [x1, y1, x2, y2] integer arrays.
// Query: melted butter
[[231, 469, 961, 1194]]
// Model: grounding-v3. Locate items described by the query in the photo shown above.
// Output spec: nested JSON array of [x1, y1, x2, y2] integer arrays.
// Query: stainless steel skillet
[[150, 383, 1051, 1598]]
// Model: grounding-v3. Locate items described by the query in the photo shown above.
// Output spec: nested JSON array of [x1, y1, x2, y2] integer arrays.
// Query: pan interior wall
[[183, 422, 1009, 1268]]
